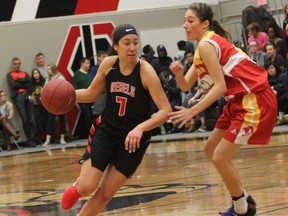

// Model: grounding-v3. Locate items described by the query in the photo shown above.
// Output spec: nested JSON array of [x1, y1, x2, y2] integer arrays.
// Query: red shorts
[[216, 88, 277, 145]]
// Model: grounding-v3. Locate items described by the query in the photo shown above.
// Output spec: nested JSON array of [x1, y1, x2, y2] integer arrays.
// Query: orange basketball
[[41, 79, 76, 115]]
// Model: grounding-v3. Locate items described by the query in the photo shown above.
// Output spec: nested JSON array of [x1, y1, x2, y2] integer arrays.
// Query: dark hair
[[264, 60, 281, 72], [35, 52, 44, 58], [188, 2, 231, 41], [31, 68, 45, 84], [247, 22, 260, 33], [79, 57, 90, 66], [97, 50, 107, 57], [177, 40, 186, 50], [142, 44, 152, 54], [265, 41, 276, 50]]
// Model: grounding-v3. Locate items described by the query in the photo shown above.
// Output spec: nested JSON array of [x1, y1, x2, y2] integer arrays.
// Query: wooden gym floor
[[1, 125, 288, 216]]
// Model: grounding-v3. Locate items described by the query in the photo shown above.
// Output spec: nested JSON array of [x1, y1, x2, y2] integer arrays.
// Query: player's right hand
[[169, 61, 184, 76]]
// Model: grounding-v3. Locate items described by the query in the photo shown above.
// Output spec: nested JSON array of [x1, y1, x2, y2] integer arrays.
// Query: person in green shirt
[[72, 57, 93, 138]]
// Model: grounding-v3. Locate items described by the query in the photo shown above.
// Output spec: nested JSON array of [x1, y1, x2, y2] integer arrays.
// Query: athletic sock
[[232, 192, 248, 215], [243, 190, 248, 199]]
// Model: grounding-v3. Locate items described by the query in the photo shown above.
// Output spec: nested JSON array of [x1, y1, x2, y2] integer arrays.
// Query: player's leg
[[61, 159, 103, 210], [78, 165, 128, 216], [214, 139, 256, 216], [204, 127, 226, 160]]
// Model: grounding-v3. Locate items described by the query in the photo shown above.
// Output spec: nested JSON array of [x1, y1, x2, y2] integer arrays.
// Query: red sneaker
[[61, 183, 81, 210]]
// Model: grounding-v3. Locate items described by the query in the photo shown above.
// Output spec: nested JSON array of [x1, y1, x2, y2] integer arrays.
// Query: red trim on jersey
[[74, 0, 120, 14]]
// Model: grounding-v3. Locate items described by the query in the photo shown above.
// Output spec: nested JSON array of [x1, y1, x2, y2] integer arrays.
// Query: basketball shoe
[[61, 182, 81, 210], [219, 195, 256, 216]]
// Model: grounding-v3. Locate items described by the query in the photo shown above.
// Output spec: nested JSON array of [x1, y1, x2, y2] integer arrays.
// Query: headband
[[112, 24, 138, 44]]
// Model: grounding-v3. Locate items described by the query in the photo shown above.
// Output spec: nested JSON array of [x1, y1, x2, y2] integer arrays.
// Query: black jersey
[[100, 58, 151, 132]]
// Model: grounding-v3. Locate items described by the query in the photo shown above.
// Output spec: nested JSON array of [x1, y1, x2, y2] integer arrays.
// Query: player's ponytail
[[210, 19, 231, 41]]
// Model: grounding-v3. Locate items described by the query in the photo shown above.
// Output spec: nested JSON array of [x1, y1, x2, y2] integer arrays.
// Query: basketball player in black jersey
[[61, 24, 172, 215]]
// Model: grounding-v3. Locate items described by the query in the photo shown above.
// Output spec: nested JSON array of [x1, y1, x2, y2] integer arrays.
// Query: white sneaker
[[42, 140, 50, 147], [60, 139, 66, 145]]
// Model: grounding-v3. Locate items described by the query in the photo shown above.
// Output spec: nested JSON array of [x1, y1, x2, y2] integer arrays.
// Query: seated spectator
[[247, 22, 269, 51], [265, 41, 287, 71], [266, 26, 283, 54], [156, 45, 173, 73], [277, 23, 288, 63], [283, 3, 288, 29], [27, 68, 48, 145], [42, 63, 67, 146], [248, 41, 268, 68], [150, 68, 182, 134], [185, 85, 208, 132], [264, 60, 288, 123], [174, 40, 186, 62], [0, 90, 20, 151], [141, 44, 157, 63]]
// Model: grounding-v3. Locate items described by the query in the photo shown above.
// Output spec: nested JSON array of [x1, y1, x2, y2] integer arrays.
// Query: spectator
[[0, 90, 20, 151], [42, 63, 67, 146], [283, 3, 288, 29], [35, 52, 48, 79], [89, 53, 108, 121], [248, 41, 268, 68], [27, 68, 48, 145], [156, 44, 173, 73], [72, 57, 93, 138], [247, 22, 269, 51], [7, 57, 35, 147], [158, 69, 182, 133], [264, 60, 288, 123], [265, 41, 287, 71], [141, 44, 157, 63], [266, 26, 283, 53], [277, 23, 288, 63], [174, 40, 186, 62], [186, 85, 208, 132], [90, 51, 107, 80]]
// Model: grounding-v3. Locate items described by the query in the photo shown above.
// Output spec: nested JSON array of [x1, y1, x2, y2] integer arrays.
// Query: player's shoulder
[[140, 58, 154, 72], [102, 55, 118, 66]]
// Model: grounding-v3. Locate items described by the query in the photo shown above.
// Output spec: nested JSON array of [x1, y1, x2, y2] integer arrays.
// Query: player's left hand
[[168, 106, 195, 128], [124, 127, 143, 153]]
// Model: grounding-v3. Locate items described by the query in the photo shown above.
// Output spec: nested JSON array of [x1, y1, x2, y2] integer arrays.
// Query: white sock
[[243, 190, 248, 199], [233, 196, 248, 215]]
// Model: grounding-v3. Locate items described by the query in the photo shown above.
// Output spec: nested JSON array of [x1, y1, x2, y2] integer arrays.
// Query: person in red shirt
[[7, 57, 35, 147]]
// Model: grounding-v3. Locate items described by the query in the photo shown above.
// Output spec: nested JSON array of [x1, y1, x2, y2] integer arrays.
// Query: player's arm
[[137, 61, 172, 132], [189, 41, 227, 115], [76, 56, 116, 103]]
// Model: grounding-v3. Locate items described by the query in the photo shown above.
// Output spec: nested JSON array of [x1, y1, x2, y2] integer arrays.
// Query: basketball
[[41, 79, 76, 115]]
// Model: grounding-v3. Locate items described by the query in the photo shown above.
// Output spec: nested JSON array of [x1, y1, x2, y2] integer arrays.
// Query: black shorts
[[80, 127, 151, 178]]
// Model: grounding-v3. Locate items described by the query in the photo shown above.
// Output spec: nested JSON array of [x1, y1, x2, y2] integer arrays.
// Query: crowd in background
[[1, 3, 288, 151]]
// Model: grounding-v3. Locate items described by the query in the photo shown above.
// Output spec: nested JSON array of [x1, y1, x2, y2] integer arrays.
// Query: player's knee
[[98, 188, 114, 204], [211, 154, 227, 169], [77, 183, 96, 197], [204, 143, 213, 160]]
